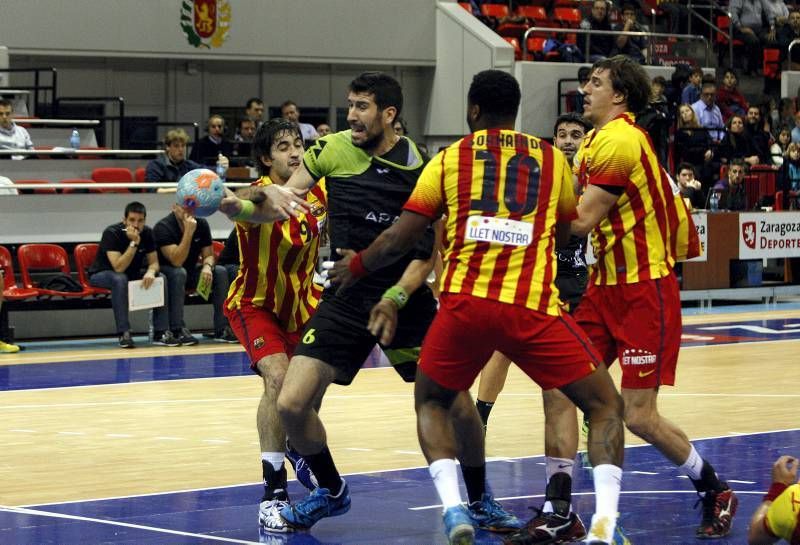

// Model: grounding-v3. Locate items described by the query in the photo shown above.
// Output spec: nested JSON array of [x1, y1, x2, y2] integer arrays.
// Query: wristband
[[382, 285, 409, 309], [764, 482, 789, 502], [232, 199, 255, 222], [349, 251, 369, 278]]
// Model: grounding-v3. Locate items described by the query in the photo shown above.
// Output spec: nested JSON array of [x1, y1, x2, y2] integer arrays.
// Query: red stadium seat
[[458, 2, 472, 12], [0, 246, 39, 301], [716, 15, 744, 66], [553, 7, 582, 27], [60, 178, 105, 194], [525, 35, 561, 61], [78, 147, 107, 160], [91, 167, 133, 193], [135, 167, 147, 183], [14, 179, 57, 195], [74, 243, 110, 297], [17, 244, 91, 298], [763, 48, 781, 80], [480, 3, 509, 18], [516, 5, 547, 23], [503, 37, 523, 60]]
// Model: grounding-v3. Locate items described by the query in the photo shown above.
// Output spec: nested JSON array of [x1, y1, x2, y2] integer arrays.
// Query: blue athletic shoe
[[284, 442, 318, 491], [444, 505, 475, 545], [279, 482, 351, 530], [467, 493, 523, 533]]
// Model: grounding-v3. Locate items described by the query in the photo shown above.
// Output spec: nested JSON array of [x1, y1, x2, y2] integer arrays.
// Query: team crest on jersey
[[309, 201, 326, 218], [180, 0, 230, 49], [253, 337, 265, 349]]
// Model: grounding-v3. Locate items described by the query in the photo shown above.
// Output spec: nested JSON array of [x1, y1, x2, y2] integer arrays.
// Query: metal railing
[[54, 96, 125, 149], [788, 38, 800, 65], [521, 26, 711, 66], [0, 68, 58, 116]]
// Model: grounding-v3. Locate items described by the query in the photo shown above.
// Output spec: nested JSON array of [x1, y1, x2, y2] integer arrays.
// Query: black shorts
[[293, 288, 437, 385], [555, 271, 588, 314]]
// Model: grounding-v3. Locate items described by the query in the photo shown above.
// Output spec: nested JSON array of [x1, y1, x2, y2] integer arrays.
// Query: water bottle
[[216, 156, 227, 182], [709, 190, 720, 212], [69, 128, 80, 150]]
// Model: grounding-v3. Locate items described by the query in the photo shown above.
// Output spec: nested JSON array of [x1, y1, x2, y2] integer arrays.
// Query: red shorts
[[418, 293, 601, 391], [224, 305, 300, 373], [573, 273, 681, 389]]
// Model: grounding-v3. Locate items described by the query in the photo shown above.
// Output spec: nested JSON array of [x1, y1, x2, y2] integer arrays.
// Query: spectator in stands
[[745, 105, 774, 163], [659, 0, 692, 35], [566, 66, 591, 114], [316, 123, 332, 137], [714, 158, 749, 210], [637, 76, 671, 165], [190, 114, 234, 166], [676, 103, 715, 189], [0, 175, 18, 195], [771, 126, 792, 166], [280, 100, 319, 143], [0, 272, 20, 353], [235, 118, 256, 143], [145, 129, 205, 187], [0, 98, 33, 160], [676, 162, 705, 209], [154, 204, 236, 345], [89, 202, 166, 349], [246, 98, 265, 128], [778, 10, 800, 69], [719, 114, 760, 166], [778, 141, 800, 208], [578, 0, 616, 62], [681, 67, 703, 106], [762, 0, 790, 46], [692, 80, 726, 141], [730, 0, 767, 74], [613, 3, 648, 64], [393, 116, 408, 136], [217, 228, 239, 284], [717, 69, 749, 122]]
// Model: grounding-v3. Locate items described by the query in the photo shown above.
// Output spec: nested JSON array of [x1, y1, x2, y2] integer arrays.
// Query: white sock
[[261, 451, 285, 471], [679, 445, 703, 480], [429, 458, 463, 510], [592, 464, 622, 518], [543, 456, 575, 514]]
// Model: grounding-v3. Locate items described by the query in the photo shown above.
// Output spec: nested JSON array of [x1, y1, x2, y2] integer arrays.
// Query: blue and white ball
[[176, 168, 225, 217]]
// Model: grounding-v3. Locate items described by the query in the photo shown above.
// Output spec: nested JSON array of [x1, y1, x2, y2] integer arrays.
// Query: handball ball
[[176, 168, 225, 217]]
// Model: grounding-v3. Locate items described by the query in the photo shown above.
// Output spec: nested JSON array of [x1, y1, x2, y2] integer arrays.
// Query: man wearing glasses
[[691, 80, 725, 142], [190, 114, 234, 167]]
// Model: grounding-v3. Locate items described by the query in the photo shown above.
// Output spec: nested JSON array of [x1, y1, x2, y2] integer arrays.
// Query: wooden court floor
[[0, 309, 798, 509]]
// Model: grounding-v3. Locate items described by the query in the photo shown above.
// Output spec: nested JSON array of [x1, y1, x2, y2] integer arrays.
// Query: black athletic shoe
[[214, 326, 238, 344], [152, 330, 180, 347], [118, 331, 135, 349], [176, 328, 199, 346]]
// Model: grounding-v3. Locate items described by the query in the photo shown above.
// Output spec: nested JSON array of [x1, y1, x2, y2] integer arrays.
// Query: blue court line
[[3, 429, 795, 545]]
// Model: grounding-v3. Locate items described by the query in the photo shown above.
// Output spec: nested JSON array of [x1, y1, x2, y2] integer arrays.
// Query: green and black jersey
[[304, 130, 435, 313]]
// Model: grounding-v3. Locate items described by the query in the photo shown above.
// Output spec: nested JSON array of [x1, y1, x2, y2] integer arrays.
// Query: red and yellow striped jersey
[[225, 177, 327, 333], [404, 129, 577, 316], [575, 112, 695, 285]]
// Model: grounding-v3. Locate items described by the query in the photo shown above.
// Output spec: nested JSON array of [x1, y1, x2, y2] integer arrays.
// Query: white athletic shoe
[[258, 498, 292, 533]]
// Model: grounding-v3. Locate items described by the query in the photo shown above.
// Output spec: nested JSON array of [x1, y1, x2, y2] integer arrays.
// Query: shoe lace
[[694, 491, 716, 524]]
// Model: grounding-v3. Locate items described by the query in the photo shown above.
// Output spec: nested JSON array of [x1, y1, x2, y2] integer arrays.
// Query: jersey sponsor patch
[[465, 215, 533, 247]]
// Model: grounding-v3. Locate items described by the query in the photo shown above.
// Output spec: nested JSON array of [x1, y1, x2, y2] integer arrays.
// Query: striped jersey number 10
[[469, 150, 541, 215]]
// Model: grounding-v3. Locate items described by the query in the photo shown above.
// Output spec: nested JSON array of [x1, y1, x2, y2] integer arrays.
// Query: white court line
[[629, 471, 659, 475], [18, 427, 800, 509], [8, 429, 36, 433], [409, 490, 769, 511], [0, 505, 261, 544], [57, 431, 85, 436]]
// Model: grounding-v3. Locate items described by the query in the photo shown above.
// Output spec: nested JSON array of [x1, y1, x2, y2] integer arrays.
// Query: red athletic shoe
[[696, 485, 738, 539]]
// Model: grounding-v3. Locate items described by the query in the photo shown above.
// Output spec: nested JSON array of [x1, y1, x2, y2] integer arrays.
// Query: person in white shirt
[[0, 99, 33, 160], [280, 100, 319, 143]]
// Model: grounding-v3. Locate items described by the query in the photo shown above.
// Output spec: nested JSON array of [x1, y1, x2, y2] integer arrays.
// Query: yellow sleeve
[[404, 150, 445, 219], [765, 483, 800, 541]]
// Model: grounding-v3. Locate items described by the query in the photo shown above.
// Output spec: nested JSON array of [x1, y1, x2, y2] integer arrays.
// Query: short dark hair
[[246, 97, 263, 110], [553, 112, 592, 135], [468, 69, 521, 122], [252, 118, 302, 176], [592, 55, 651, 114], [0, 98, 11, 109], [577, 66, 591, 83], [239, 117, 256, 129], [348, 72, 404, 123], [729, 157, 747, 171], [701, 73, 717, 85], [677, 162, 695, 175], [124, 201, 146, 218], [691, 67, 704, 78], [280, 100, 297, 111], [622, 2, 638, 12]]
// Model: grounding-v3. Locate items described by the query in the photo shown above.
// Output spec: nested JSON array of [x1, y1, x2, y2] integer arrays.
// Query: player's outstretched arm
[[219, 184, 309, 224], [748, 455, 798, 545], [326, 211, 432, 290]]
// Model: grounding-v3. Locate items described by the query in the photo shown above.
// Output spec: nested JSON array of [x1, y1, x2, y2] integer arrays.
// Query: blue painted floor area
[[2, 429, 794, 544]]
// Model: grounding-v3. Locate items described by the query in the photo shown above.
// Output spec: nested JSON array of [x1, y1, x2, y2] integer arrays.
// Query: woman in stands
[[675, 103, 714, 182], [770, 126, 792, 167], [778, 142, 800, 209], [718, 114, 760, 166]]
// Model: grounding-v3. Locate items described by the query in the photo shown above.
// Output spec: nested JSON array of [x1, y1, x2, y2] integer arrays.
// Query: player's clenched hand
[[324, 248, 357, 292], [219, 188, 243, 218], [368, 298, 399, 345], [772, 455, 799, 485]]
